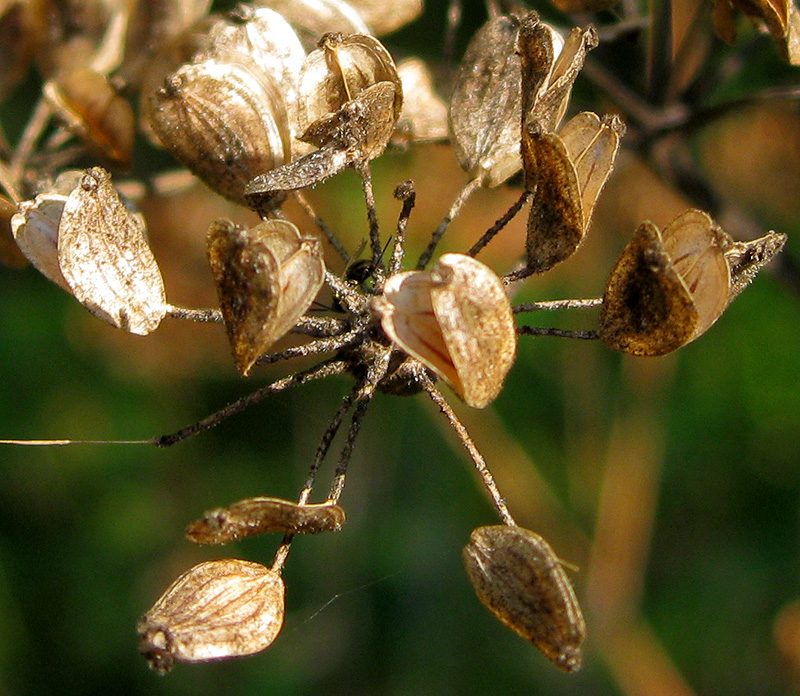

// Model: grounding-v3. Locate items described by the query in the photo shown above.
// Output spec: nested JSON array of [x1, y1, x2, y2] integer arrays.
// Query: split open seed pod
[[149, 57, 292, 205], [207, 218, 325, 376], [57, 167, 167, 335], [523, 112, 624, 273], [463, 525, 586, 672], [372, 253, 516, 409], [297, 32, 402, 134], [186, 496, 346, 544], [138, 559, 285, 674], [599, 209, 741, 356], [44, 68, 135, 167]]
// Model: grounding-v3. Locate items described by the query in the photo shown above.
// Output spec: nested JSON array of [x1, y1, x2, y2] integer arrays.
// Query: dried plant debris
[[138, 559, 285, 674], [373, 254, 517, 409], [57, 167, 167, 334], [463, 525, 586, 672], [150, 57, 292, 205], [523, 112, 624, 273], [186, 497, 346, 544], [207, 218, 325, 376], [599, 209, 785, 356]]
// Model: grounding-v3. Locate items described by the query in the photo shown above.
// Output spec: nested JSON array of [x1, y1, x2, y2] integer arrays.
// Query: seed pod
[[207, 218, 325, 376], [186, 497, 346, 544], [297, 32, 402, 133], [598, 209, 734, 356], [394, 57, 448, 144], [150, 57, 292, 205], [346, 0, 422, 36], [44, 68, 135, 167], [11, 170, 85, 291], [138, 559, 285, 674], [57, 167, 167, 335], [255, 0, 370, 51], [523, 112, 624, 273], [463, 525, 586, 672], [372, 253, 517, 409], [449, 14, 522, 187]]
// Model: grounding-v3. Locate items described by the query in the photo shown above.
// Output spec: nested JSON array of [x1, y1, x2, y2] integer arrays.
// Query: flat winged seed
[[463, 525, 586, 672], [150, 58, 291, 205], [57, 167, 167, 335], [44, 68, 135, 167], [373, 253, 517, 409], [186, 497, 346, 544], [450, 14, 522, 187], [255, 0, 370, 51], [207, 218, 324, 376], [598, 218, 702, 356], [138, 559, 285, 674]]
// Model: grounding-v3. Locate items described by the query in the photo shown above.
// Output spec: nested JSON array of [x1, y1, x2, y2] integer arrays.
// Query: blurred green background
[[1, 0, 800, 695]]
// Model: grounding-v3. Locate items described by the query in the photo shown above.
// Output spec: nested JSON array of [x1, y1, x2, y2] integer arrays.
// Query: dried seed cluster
[[0, 0, 787, 680]]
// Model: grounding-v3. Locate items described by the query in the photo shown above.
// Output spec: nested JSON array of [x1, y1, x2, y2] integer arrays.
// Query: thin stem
[[517, 326, 600, 340], [10, 97, 52, 181], [356, 162, 383, 277], [416, 177, 482, 270], [166, 306, 223, 323], [514, 298, 602, 313], [326, 270, 367, 315], [255, 327, 364, 367], [156, 359, 349, 447], [293, 189, 349, 263], [445, 0, 462, 67], [293, 315, 349, 337], [468, 189, 531, 258], [389, 180, 416, 277], [422, 377, 516, 526], [0, 159, 21, 202], [502, 265, 538, 284]]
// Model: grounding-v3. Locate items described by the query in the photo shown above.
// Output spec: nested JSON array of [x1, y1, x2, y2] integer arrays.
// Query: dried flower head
[[463, 525, 586, 672], [138, 559, 285, 674]]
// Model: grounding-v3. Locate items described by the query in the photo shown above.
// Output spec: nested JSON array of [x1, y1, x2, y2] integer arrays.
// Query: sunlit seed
[[255, 0, 370, 51], [463, 525, 586, 672], [138, 559, 285, 674], [394, 57, 449, 144], [345, 0, 422, 36]]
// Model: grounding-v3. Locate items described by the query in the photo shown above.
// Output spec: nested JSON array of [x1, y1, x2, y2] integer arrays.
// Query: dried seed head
[[10, 170, 83, 291], [57, 167, 167, 334], [297, 32, 402, 134], [373, 253, 517, 409], [207, 218, 325, 376], [449, 14, 522, 187], [598, 209, 741, 356], [138, 559, 285, 674], [43, 68, 135, 167], [463, 525, 586, 672], [255, 0, 370, 51], [523, 112, 624, 273], [150, 57, 292, 205], [394, 57, 449, 144], [186, 496, 346, 544]]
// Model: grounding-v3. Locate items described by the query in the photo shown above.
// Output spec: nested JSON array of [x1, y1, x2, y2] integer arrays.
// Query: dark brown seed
[[463, 525, 586, 672], [186, 497, 346, 544]]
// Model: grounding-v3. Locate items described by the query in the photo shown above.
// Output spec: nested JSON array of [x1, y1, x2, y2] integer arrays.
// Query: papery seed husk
[[57, 167, 167, 335], [725, 230, 787, 301], [10, 170, 83, 290], [298, 32, 402, 133], [518, 12, 559, 124], [463, 525, 586, 672], [44, 68, 135, 167], [346, 0, 422, 35], [207, 218, 324, 376], [523, 122, 585, 273], [255, 0, 370, 51], [660, 209, 730, 336], [449, 14, 522, 187], [138, 559, 285, 674], [150, 58, 291, 205], [558, 112, 624, 228], [186, 497, 346, 544], [598, 220, 699, 356], [374, 254, 516, 409]]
